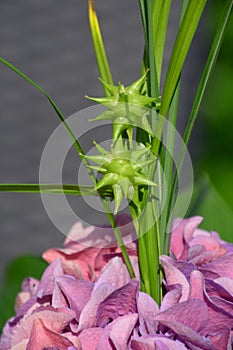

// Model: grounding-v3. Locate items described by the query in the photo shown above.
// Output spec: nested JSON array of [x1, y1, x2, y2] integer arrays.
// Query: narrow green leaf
[[152, 0, 172, 86], [88, 0, 113, 95], [160, 0, 207, 117], [0, 183, 113, 197], [160, 0, 189, 255], [147, 0, 159, 100]]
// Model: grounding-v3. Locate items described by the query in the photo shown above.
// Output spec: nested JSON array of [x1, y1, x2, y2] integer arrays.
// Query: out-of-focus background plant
[[0, 0, 232, 331], [188, 1, 233, 238]]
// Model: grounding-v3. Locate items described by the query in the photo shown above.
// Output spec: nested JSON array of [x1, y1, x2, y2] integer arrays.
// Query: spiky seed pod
[[86, 71, 161, 140], [84, 139, 157, 214]]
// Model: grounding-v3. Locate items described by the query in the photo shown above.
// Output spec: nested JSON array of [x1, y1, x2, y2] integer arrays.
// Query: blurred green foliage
[[193, 1, 233, 240], [0, 256, 47, 331]]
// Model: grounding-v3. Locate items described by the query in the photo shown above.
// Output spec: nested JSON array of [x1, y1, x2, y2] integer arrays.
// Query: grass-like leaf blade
[[0, 183, 114, 197], [152, 0, 172, 87], [88, 0, 113, 94], [160, 0, 207, 117]]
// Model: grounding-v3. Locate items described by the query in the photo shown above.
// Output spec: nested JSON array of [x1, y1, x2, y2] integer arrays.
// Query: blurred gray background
[[0, 1, 212, 281]]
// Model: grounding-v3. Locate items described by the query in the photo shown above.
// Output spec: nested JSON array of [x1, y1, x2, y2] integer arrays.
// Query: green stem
[[102, 201, 136, 279]]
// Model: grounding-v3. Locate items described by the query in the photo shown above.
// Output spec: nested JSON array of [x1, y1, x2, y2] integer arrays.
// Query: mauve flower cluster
[[1, 215, 233, 349]]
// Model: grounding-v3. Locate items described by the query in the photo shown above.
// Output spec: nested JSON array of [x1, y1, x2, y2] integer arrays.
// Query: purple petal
[[137, 291, 159, 335], [109, 314, 138, 350], [170, 216, 203, 259], [11, 306, 75, 347], [155, 319, 214, 349], [37, 259, 63, 299], [160, 256, 190, 302], [96, 280, 139, 327], [131, 335, 188, 350], [52, 280, 67, 309], [160, 287, 182, 312], [78, 282, 114, 331], [188, 270, 205, 301], [199, 253, 233, 279], [55, 275, 94, 320], [199, 280, 233, 335], [208, 328, 231, 350], [94, 257, 131, 292], [22, 277, 39, 295], [26, 318, 75, 350], [214, 277, 233, 296], [78, 328, 103, 350], [156, 299, 208, 333]]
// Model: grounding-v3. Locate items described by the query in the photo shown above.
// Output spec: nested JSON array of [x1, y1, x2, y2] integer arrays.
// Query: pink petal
[[137, 291, 159, 335], [155, 319, 214, 349], [37, 259, 63, 299], [189, 235, 222, 251], [131, 336, 187, 350], [170, 217, 203, 259], [156, 299, 208, 333], [78, 328, 103, 350], [109, 314, 138, 350], [189, 249, 226, 266], [130, 337, 154, 350], [21, 277, 39, 296], [64, 222, 95, 246], [52, 280, 68, 309], [26, 318, 75, 350], [214, 277, 233, 296], [188, 270, 205, 301], [199, 281, 233, 335], [96, 280, 139, 327], [199, 253, 233, 279], [183, 217, 204, 244], [160, 287, 182, 312], [208, 328, 231, 350], [154, 337, 188, 349], [78, 282, 114, 331], [11, 306, 75, 346], [55, 275, 94, 320], [160, 255, 190, 302], [43, 247, 99, 280], [94, 257, 131, 292]]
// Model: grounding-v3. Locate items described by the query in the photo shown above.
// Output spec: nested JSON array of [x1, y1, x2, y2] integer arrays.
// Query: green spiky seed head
[[84, 139, 157, 214], [86, 71, 161, 140]]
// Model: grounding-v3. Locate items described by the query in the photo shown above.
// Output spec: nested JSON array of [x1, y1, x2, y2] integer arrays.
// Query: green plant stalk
[[152, 0, 172, 87], [160, 84, 180, 254], [160, 0, 207, 117], [147, 0, 159, 100], [159, 0, 188, 255], [136, 0, 162, 303], [164, 0, 233, 256], [137, 0, 207, 302], [103, 201, 136, 278], [151, 0, 207, 160]]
